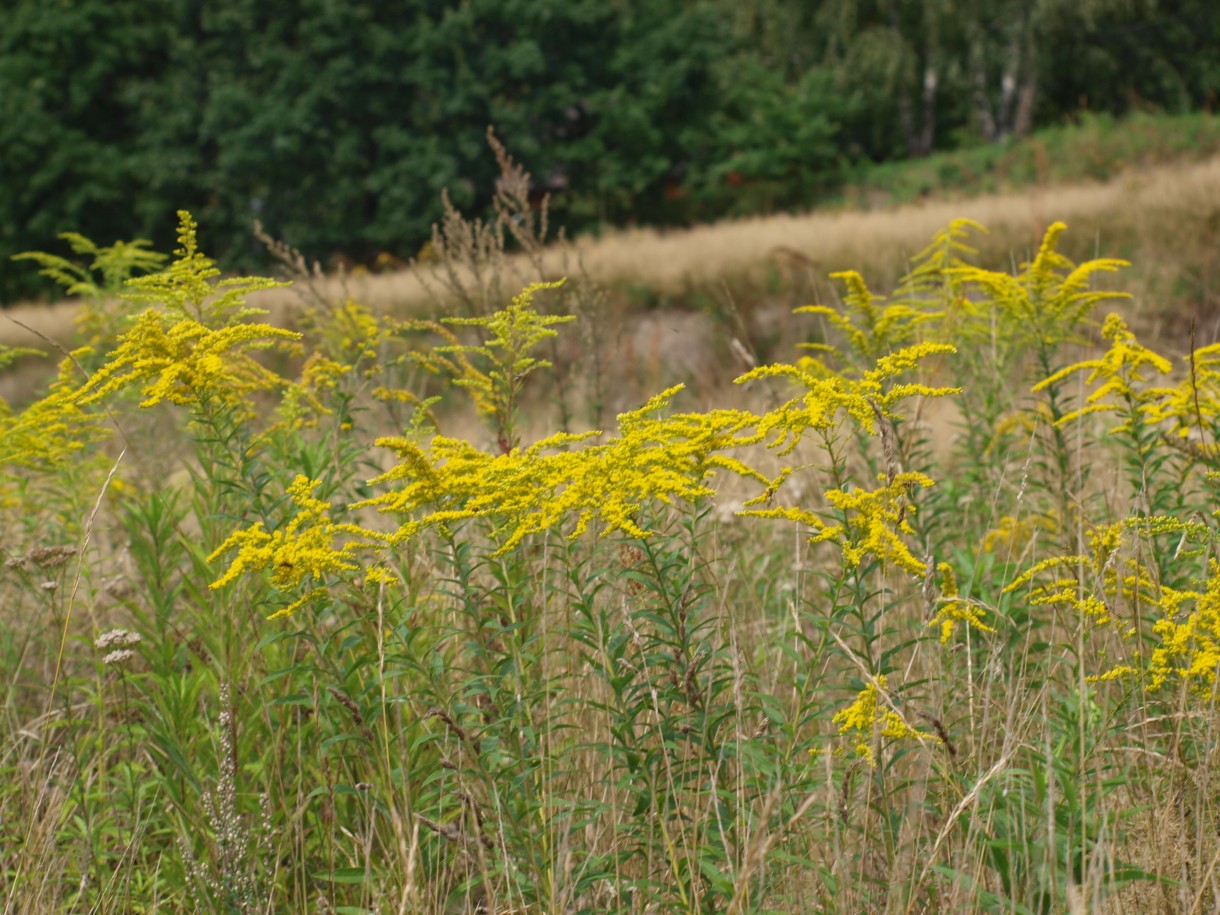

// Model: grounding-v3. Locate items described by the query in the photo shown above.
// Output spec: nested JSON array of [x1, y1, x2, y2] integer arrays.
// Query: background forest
[[3, 0, 1220, 304]]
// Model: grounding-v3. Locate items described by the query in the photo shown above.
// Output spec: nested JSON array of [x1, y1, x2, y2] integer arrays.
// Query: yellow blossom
[[929, 562, 994, 643], [409, 280, 572, 448], [736, 341, 957, 452], [71, 309, 299, 409], [1124, 567, 1220, 695], [1140, 340, 1220, 449], [952, 222, 1128, 349], [1035, 313, 1172, 430], [61, 212, 299, 411], [357, 386, 762, 553], [208, 476, 384, 618], [798, 271, 935, 367], [833, 675, 933, 766], [276, 353, 353, 429]]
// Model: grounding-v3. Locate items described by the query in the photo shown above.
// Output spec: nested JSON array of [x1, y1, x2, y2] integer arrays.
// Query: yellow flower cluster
[[952, 222, 1128, 349], [1035, 313, 1172, 431], [738, 341, 958, 452], [1142, 566, 1220, 693], [741, 472, 933, 575], [409, 280, 572, 447], [1143, 340, 1220, 447], [276, 353, 354, 430], [982, 509, 1061, 555], [928, 561, 994, 643], [799, 271, 935, 368], [832, 675, 932, 766], [208, 476, 384, 619], [0, 388, 105, 471], [206, 272, 960, 621], [357, 386, 760, 553], [71, 309, 299, 410], [1004, 560, 1115, 630], [51, 211, 302, 412], [1003, 521, 1166, 638]]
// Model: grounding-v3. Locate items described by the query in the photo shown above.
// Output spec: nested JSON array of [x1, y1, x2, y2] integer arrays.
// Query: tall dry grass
[[6, 193, 1220, 913], [8, 152, 1220, 341]]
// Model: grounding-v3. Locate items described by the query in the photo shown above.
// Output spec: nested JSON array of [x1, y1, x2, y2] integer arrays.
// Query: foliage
[[5, 212, 1220, 913], [5, 0, 1220, 302]]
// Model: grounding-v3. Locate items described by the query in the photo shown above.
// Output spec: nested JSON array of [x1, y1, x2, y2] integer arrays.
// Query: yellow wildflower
[[208, 476, 384, 618], [833, 675, 932, 767], [409, 280, 572, 449], [358, 386, 762, 554], [982, 510, 1059, 554], [741, 473, 933, 576], [929, 562, 995, 643], [1141, 340, 1220, 449], [1035, 313, 1172, 430], [61, 211, 299, 411], [952, 222, 1128, 349], [1134, 568, 1220, 695], [276, 353, 353, 429], [0, 390, 107, 470], [72, 309, 299, 409], [798, 271, 934, 367], [737, 341, 957, 453]]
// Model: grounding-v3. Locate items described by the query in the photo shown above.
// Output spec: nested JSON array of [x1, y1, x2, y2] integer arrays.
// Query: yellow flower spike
[[952, 222, 1129, 350], [355, 386, 762, 554], [798, 262, 944, 371], [123, 211, 287, 324], [737, 341, 957, 448], [1141, 337, 1220, 444], [928, 562, 995, 643], [411, 280, 573, 448], [1122, 564, 1220, 696], [275, 353, 354, 430], [832, 676, 934, 767], [1034, 313, 1172, 431], [0, 389, 108, 470], [208, 476, 383, 617], [820, 472, 936, 576], [71, 311, 300, 410], [57, 213, 300, 413]]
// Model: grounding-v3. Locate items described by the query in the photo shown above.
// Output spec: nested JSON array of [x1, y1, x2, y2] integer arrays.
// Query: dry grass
[[5, 151, 1220, 410], [6, 182, 1220, 913], [8, 153, 1220, 338]]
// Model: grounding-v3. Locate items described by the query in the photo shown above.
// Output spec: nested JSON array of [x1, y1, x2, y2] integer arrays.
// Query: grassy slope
[[5, 111, 1220, 401], [840, 111, 1220, 209]]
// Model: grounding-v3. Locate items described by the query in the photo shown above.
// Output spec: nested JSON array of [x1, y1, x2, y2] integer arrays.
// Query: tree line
[[2, 0, 1217, 303]]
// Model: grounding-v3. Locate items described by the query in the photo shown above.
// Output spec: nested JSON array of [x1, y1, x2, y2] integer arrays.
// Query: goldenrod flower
[[58, 212, 299, 412], [952, 222, 1128, 349], [359, 386, 761, 553], [799, 271, 935, 367], [72, 310, 299, 409], [737, 341, 957, 452], [833, 676, 932, 766], [276, 353, 354, 429], [208, 476, 383, 618], [1132, 567, 1220, 695], [0, 390, 106, 470], [1035, 313, 1172, 430], [928, 562, 994, 643], [409, 280, 572, 448]]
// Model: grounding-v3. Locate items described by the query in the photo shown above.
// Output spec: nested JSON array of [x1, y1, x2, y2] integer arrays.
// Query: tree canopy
[[2, 0, 1218, 302]]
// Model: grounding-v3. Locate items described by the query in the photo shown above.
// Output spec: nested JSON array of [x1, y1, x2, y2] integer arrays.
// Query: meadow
[[4, 158, 1220, 914]]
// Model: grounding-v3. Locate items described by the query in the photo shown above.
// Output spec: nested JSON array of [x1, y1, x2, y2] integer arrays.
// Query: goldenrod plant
[[5, 211, 1220, 913]]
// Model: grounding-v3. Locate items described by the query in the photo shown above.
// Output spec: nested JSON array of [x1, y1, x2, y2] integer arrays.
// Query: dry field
[[6, 149, 1220, 373], [6, 173, 1220, 913]]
